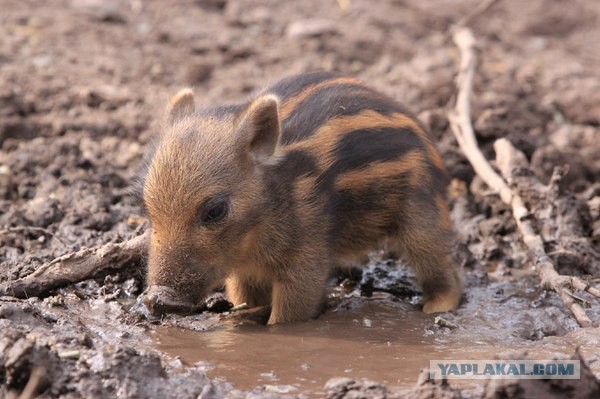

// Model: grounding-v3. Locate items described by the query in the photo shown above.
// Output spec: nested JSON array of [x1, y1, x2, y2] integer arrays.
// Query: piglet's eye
[[201, 201, 228, 224]]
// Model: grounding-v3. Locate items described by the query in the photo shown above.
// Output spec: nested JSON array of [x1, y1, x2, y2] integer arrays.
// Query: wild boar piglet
[[140, 72, 463, 324]]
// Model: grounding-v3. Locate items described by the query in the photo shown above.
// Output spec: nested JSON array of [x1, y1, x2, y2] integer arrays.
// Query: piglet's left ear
[[165, 88, 195, 127], [236, 95, 281, 164]]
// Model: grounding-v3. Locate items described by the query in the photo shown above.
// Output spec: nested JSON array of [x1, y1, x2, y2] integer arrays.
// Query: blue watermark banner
[[429, 360, 580, 379]]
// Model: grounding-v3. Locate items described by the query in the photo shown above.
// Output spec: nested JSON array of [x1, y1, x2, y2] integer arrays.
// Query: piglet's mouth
[[143, 285, 204, 316]]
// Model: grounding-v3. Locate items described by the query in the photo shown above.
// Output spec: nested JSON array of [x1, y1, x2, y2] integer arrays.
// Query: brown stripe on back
[[292, 175, 322, 227], [334, 149, 430, 191], [285, 110, 436, 172], [280, 85, 409, 145], [385, 113, 446, 172], [279, 76, 365, 120], [435, 194, 452, 232]]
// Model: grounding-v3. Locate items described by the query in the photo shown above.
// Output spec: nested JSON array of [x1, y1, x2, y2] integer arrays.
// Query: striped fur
[[142, 72, 463, 324]]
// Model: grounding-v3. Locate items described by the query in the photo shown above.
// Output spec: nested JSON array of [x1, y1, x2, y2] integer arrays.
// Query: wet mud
[[2, 0, 600, 398]]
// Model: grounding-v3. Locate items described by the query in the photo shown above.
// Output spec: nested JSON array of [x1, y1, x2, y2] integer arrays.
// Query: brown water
[[152, 300, 434, 392], [149, 293, 600, 395], [62, 264, 600, 397]]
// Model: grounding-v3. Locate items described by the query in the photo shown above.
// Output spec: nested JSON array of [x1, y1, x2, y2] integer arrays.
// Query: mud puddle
[[16, 260, 599, 397], [152, 301, 432, 394], [56, 260, 600, 396], [147, 274, 600, 395]]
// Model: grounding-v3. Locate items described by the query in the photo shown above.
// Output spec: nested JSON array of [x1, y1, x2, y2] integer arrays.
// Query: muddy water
[[58, 262, 600, 396], [147, 265, 600, 396], [153, 300, 433, 392], [150, 293, 600, 395]]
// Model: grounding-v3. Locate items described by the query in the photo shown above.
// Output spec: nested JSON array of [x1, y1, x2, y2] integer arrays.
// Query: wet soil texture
[[1, 0, 600, 398]]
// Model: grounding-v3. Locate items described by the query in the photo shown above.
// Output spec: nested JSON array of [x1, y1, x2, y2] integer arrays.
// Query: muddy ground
[[1, 0, 600, 398]]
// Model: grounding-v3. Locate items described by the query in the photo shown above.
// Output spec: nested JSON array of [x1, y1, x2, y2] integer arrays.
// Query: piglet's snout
[[143, 285, 200, 316]]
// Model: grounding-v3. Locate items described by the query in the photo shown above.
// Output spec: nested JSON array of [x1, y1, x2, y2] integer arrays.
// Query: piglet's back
[[262, 72, 450, 255]]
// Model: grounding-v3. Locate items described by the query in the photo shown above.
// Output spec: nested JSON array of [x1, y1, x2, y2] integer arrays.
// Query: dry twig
[[17, 367, 47, 399], [448, 28, 512, 204], [0, 230, 149, 299], [448, 26, 599, 327]]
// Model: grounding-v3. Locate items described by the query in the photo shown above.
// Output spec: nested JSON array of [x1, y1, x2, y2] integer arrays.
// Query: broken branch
[[448, 26, 599, 327], [494, 139, 598, 327], [447, 28, 512, 204], [0, 230, 149, 299]]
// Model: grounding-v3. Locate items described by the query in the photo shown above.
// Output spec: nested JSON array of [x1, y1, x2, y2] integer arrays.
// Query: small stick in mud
[[0, 230, 149, 299], [448, 28, 512, 205], [448, 27, 600, 327], [16, 366, 47, 399]]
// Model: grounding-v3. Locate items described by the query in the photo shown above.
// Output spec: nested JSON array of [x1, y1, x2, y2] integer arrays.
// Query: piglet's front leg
[[267, 267, 329, 325]]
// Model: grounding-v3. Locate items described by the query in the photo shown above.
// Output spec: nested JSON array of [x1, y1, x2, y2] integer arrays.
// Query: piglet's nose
[[144, 285, 200, 316]]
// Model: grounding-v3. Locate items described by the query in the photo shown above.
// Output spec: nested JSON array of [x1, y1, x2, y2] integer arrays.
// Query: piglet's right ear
[[235, 95, 281, 164], [164, 88, 195, 127]]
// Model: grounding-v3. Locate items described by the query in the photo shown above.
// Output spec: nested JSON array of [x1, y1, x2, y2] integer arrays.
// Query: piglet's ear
[[165, 88, 195, 127], [236, 95, 281, 163]]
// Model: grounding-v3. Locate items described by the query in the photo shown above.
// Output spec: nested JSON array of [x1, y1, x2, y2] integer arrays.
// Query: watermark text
[[429, 360, 580, 379]]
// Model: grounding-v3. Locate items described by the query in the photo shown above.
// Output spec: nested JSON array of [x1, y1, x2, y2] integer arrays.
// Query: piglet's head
[[142, 88, 281, 315]]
